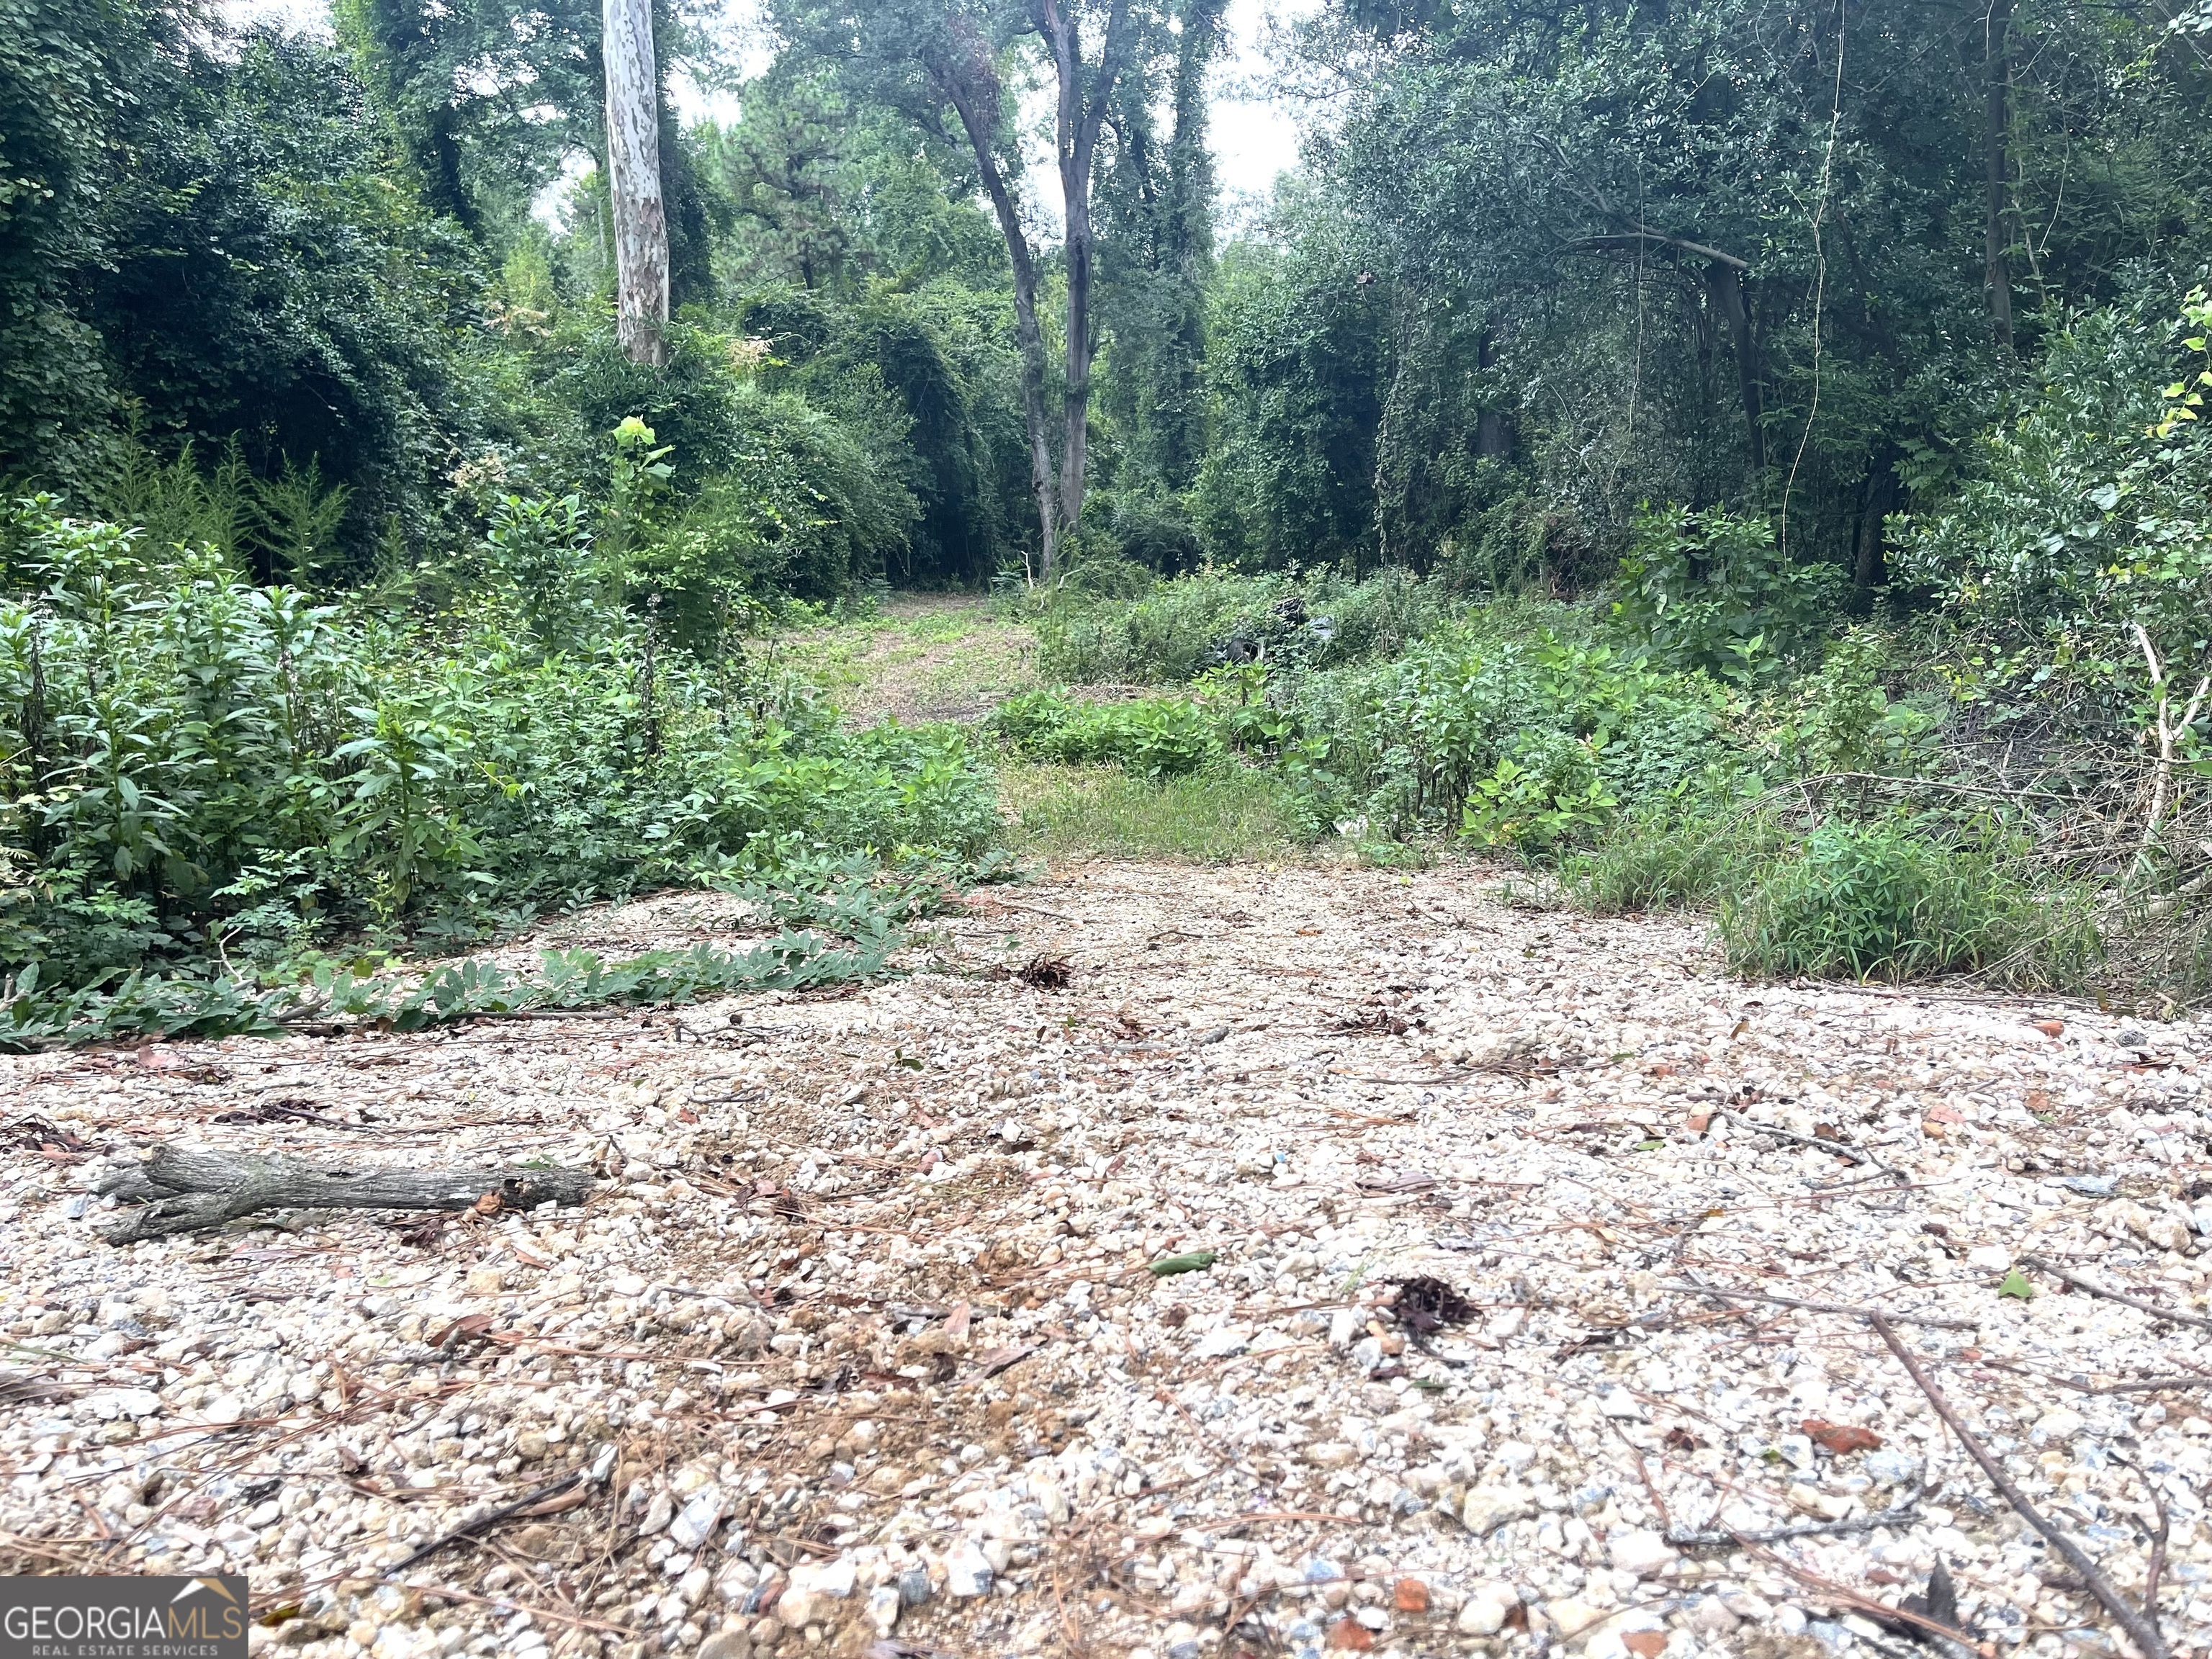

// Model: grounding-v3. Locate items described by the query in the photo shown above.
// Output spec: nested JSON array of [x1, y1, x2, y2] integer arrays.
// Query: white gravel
[[4, 860, 2211, 1659]]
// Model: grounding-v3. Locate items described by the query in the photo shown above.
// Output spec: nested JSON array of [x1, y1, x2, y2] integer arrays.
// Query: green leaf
[[1997, 1267, 2033, 1300], [1148, 1250, 1218, 1277]]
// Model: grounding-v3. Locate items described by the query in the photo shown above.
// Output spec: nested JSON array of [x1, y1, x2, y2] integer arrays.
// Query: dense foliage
[[0, 493, 995, 1038], [6, 0, 2212, 1009]]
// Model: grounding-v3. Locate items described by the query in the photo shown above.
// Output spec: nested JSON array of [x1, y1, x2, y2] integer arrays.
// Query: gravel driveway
[[4, 862, 2208, 1659]]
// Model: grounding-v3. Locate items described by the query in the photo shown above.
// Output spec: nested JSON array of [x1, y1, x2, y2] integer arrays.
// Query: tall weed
[[1718, 819, 2099, 986]]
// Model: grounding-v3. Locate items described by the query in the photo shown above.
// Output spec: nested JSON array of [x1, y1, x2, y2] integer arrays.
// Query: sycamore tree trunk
[[1701, 258, 1766, 475], [603, 0, 669, 367]]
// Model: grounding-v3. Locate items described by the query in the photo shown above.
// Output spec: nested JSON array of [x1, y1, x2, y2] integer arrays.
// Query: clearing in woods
[[1, 607, 2205, 1658]]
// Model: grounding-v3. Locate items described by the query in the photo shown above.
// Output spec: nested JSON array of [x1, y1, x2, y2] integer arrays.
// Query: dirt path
[[791, 595, 1041, 727], [4, 863, 2210, 1659]]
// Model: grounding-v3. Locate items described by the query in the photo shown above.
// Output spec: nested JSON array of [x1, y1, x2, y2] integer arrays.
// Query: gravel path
[[4, 861, 2211, 1659]]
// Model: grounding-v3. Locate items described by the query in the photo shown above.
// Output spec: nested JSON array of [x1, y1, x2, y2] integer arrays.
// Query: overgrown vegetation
[[6, 0, 2212, 1020]]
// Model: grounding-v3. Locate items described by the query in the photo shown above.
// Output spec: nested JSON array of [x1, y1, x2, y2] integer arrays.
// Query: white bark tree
[[602, 0, 670, 366]]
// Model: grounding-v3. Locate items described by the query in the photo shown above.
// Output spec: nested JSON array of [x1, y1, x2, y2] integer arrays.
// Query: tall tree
[[1982, 0, 2015, 353], [603, 0, 670, 364], [775, 0, 1158, 578], [1097, 0, 1223, 495], [335, 0, 601, 231]]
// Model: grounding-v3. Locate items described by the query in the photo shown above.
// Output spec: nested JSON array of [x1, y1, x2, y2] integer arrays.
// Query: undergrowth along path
[[3, 864, 2208, 1659]]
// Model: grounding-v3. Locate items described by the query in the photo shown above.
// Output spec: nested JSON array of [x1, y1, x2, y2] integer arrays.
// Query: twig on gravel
[[382, 1471, 590, 1575], [1663, 1281, 1978, 1331], [396, 1578, 636, 1635], [2087, 1375, 2212, 1393], [1740, 1540, 1982, 1659], [2020, 1255, 2212, 1336], [2113, 1452, 2172, 1614], [1665, 1487, 1924, 1549], [1870, 1312, 2171, 1659], [1712, 1107, 1906, 1182]]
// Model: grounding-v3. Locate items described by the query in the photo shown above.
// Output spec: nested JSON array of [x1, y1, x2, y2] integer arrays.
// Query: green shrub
[[1461, 730, 1615, 855], [1718, 819, 2098, 986], [0, 495, 998, 999], [1892, 289, 2212, 755], [1034, 568, 1453, 684], [1284, 622, 1747, 848], [992, 691, 1218, 778], [1561, 802, 1786, 915], [1611, 505, 1845, 683]]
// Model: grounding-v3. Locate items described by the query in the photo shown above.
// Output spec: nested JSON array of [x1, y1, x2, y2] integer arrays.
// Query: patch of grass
[[1561, 804, 1788, 915], [1717, 819, 2101, 987], [788, 595, 1042, 724], [998, 760, 1321, 864]]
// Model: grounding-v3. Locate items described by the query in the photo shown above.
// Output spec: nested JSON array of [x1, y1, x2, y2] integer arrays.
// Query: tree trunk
[[938, 64, 1060, 580], [1851, 441, 1901, 614], [603, 0, 669, 367], [1983, 0, 2014, 353], [1703, 260, 1766, 474], [101, 1145, 596, 1243], [1043, 0, 1132, 554], [1475, 325, 1512, 459]]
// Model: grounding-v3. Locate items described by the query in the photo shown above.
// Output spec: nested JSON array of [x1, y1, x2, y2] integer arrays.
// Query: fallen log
[[100, 1145, 597, 1244]]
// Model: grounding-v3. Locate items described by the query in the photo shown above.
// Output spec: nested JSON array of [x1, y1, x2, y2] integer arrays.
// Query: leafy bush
[[1034, 568, 1452, 684], [1461, 730, 1616, 854], [992, 691, 1218, 778], [1776, 628, 1943, 779], [0, 495, 997, 1006], [1611, 505, 1845, 683], [1283, 622, 1748, 848], [1718, 819, 2097, 986], [1893, 290, 2212, 742]]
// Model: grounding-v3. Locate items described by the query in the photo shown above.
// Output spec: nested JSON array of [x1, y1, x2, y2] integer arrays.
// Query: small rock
[[1193, 1326, 1250, 1359], [1457, 1583, 1516, 1636], [1607, 1528, 1676, 1578], [513, 1429, 547, 1460], [775, 1588, 825, 1629], [609, 1272, 647, 1298], [1687, 1595, 1742, 1636], [670, 1491, 727, 1550], [1545, 1597, 1599, 1642], [637, 1492, 674, 1536], [202, 1394, 246, 1426], [1597, 1388, 1645, 1420], [1326, 1614, 1374, 1650], [697, 1635, 750, 1659], [896, 1565, 933, 1606], [1965, 1244, 2012, 1272], [790, 1557, 856, 1600], [2030, 1408, 2085, 1446], [867, 1583, 900, 1635], [1861, 1447, 1921, 1487], [466, 1267, 505, 1294], [1460, 1485, 1534, 1536], [945, 1538, 993, 1598], [1392, 1577, 1428, 1613]]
